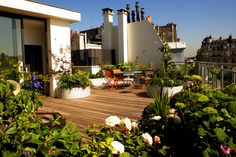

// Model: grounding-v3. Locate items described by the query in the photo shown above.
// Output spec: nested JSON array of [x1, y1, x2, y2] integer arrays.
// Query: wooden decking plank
[[40, 88, 153, 133]]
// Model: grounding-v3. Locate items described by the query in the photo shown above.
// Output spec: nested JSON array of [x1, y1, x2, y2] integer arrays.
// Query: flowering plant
[[82, 116, 168, 156], [148, 43, 182, 87], [57, 70, 91, 89], [140, 75, 236, 156], [0, 79, 82, 156]]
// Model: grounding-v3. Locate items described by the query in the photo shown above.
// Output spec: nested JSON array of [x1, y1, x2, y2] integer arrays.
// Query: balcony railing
[[195, 61, 236, 89]]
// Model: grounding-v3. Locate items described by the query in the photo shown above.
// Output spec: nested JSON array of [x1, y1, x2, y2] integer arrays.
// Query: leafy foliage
[[57, 70, 91, 89], [0, 55, 21, 81], [82, 117, 168, 157], [0, 79, 82, 156], [148, 43, 182, 87], [140, 75, 236, 157]]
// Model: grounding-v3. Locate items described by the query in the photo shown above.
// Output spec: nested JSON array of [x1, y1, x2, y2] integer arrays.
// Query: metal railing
[[195, 61, 236, 89]]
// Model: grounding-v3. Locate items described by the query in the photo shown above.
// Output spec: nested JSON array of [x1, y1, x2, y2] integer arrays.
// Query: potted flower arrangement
[[147, 43, 183, 97], [56, 70, 91, 99], [89, 70, 107, 87]]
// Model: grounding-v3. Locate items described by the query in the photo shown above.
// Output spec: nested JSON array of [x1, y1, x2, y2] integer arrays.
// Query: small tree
[[159, 43, 177, 78]]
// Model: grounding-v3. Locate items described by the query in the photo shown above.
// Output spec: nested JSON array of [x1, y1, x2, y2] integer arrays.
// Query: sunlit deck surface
[[40, 87, 153, 133]]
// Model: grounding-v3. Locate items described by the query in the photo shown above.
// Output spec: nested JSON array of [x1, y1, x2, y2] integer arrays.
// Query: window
[[0, 16, 22, 59]]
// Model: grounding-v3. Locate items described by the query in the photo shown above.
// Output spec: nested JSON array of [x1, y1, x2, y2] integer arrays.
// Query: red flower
[[105, 70, 111, 76], [154, 136, 161, 144]]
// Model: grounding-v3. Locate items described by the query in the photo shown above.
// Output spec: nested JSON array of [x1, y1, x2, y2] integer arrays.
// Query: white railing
[[195, 61, 236, 89]]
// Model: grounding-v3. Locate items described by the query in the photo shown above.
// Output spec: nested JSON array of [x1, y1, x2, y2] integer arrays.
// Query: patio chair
[[123, 70, 135, 87], [112, 69, 123, 88], [140, 70, 154, 85]]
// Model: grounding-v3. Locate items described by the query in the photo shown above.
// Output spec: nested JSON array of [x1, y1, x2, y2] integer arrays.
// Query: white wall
[[127, 20, 163, 69], [117, 11, 128, 63], [102, 12, 115, 50], [168, 42, 186, 63], [47, 18, 71, 97]]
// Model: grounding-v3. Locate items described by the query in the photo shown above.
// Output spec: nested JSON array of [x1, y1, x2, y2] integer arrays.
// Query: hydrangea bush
[[140, 75, 236, 157], [82, 116, 169, 157]]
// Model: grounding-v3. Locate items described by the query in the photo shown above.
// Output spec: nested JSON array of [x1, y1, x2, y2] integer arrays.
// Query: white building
[[0, 0, 81, 96], [102, 7, 186, 68], [73, 5, 186, 72]]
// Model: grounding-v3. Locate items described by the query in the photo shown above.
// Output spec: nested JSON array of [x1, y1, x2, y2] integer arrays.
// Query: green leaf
[[106, 137, 114, 144], [198, 95, 209, 102], [198, 127, 207, 138], [0, 102, 4, 112], [214, 128, 227, 143], [220, 109, 231, 118], [6, 127, 17, 134], [175, 102, 186, 109], [203, 121, 209, 128], [3, 151, 17, 157], [202, 149, 210, 157], [120, 152, 131, 157], [227, 101, 236, 114]]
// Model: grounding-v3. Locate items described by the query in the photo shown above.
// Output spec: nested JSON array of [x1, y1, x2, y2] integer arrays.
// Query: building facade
[[0, 0, 81, 96], [155, 23, 179, 43], [196, 35, 236, 63]]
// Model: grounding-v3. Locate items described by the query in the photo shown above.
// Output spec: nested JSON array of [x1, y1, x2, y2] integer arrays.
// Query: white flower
[[110, 141, 125, 154], [142, 133, 153, 145], [169, 108, 176, 114], [151, 116, 162, 121], [167, 114, 182, 124], [105, 116, 121, 127], [122, 117, 132, 131], [131, 122, 138, 129]]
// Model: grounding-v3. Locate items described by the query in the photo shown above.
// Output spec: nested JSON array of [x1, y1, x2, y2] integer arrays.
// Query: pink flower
[[220, 145, 230, 155], [188, 81, 194, 88], [154, 136, 161, 144]]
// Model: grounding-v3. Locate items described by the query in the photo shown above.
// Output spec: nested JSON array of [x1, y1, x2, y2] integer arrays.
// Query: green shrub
[[82, 116, 169, 157], [0, 79, 82, 156], [140, 76, 236, 157], [57, 70, 91, 89]]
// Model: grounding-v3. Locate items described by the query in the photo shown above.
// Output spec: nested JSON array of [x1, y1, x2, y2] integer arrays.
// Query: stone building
[[196, 35, 236, 63], [155, 23, 179, 42]]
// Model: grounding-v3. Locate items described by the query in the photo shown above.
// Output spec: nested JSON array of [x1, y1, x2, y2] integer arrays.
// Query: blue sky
[[36, 0, 236, 57]]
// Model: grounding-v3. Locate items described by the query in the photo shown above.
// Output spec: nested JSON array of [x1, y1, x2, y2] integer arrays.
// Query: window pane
[[0, 16, 22, 58]]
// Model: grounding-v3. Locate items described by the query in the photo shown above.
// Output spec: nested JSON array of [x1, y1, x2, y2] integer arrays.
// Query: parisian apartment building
[[155, 23, 180, 43], [196, 35, 236, 63]]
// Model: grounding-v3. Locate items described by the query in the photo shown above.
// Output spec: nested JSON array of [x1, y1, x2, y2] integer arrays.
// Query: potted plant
[[89, 70, 107, 87], [56, 70, 91, 99], [147, 43, 183, 97]]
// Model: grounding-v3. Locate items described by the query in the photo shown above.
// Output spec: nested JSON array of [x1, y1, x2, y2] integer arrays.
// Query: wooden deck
[[40, 87, 153, 133]]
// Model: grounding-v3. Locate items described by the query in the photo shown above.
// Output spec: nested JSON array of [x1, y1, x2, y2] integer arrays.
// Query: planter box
[[90, 78, 107, 87], [147, 85, 183, 98], [56, 86, 91, 99]]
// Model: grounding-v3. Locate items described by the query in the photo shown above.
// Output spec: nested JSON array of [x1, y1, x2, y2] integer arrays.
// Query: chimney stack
[[102, 8, 114, 49], [126, 4, 131, 23], [117, 9, 128, 63], [135, 2, 140, 21], [131, 10, 135, 22], [141, 8, 145, 20]]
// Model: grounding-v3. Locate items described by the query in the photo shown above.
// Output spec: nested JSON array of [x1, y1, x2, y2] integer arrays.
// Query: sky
[[36, 0, 236, 57]]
